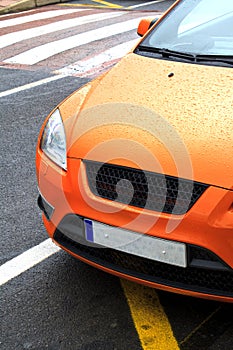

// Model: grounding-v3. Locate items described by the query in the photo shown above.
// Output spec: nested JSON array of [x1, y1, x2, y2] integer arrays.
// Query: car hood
[[64, 52, 233, 190]]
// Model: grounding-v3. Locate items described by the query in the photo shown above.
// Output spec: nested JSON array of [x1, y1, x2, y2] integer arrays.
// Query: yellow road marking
[[60, 3, 112, 8], [91, 0, 123, 8], [60, 1, 123, 9], [121, 280, 180, 350]]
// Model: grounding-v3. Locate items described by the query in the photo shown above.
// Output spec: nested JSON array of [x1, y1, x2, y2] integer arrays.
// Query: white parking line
[[0, 75, 65, 98], [129, 0, 167, 9], [0, 239, 60, 286]]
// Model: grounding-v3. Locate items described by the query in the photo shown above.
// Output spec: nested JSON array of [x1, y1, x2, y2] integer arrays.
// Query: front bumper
[[36, 155, 233, 302], [51, 214, 233, 301]]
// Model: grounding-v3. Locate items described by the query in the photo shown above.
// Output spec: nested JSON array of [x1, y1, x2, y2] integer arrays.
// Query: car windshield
[[140, 0, 233, 57]]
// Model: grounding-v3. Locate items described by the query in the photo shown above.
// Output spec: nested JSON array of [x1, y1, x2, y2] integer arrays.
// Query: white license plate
[[84, 219, 187, 268]]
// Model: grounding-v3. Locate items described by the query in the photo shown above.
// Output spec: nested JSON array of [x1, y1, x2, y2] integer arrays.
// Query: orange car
[[36, 0, 233, 302]]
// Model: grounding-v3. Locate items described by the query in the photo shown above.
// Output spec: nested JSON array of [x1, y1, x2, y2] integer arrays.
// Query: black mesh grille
[[84, 161, 209, 215], [54, 230, 233, 298]]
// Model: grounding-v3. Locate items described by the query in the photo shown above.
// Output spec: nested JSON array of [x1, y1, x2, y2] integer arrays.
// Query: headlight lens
[[40, 109, 67, 170]]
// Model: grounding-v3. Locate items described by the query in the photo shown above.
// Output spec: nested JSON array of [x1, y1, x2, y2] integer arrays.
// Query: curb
[[0, 0, 69, 15]]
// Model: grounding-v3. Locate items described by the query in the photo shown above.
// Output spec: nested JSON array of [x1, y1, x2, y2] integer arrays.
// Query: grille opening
[[84, 160, 209, 215]]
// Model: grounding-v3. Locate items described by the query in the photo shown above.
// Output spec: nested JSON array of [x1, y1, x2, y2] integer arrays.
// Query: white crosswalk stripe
[[0, 11, 123, 49], [0, 9, 87, 28], [0, 7, 160, 78], [56, 39, 139, 77], [4, 17, 140, 65]]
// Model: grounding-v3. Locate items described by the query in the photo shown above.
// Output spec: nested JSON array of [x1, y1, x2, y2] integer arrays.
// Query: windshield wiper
[[136, 46, 233, 67], [195, 54, 233, 66], [136, 46, 196, 61]]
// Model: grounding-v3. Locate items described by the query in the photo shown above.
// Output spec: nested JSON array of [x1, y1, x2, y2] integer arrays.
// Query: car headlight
[[40, 109, 67, 170]]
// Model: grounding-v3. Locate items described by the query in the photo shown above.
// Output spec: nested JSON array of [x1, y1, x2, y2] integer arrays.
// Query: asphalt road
[[1, 1, 233, 349]]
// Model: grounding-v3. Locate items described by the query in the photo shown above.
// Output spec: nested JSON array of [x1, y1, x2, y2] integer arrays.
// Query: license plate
[[84, 219, 187, 268]]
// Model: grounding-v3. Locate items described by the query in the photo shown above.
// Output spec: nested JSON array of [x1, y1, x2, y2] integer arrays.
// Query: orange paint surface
[[36, 0, 233, 302]]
